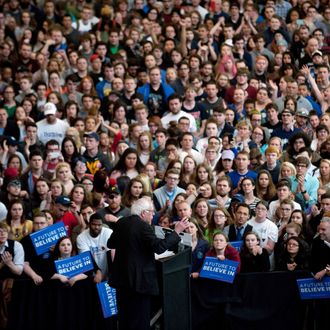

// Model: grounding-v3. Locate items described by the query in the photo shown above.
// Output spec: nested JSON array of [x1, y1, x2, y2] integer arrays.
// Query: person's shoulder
[[247, 170, 257, 177]]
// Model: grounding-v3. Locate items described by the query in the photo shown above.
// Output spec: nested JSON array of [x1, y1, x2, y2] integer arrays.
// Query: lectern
[[153, 246, 192, 330]]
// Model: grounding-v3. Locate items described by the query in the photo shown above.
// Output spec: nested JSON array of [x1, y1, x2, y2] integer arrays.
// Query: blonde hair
[[55, 162, 75, 181], [136, 173, 152, 194], [236, 119, 252, 131], [279, 161, 297, 179], [66, 127, 82, 149]]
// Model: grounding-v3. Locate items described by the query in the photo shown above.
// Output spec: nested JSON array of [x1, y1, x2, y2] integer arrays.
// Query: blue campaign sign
[[297, 277, 330, 300], [231, 241, 243, 252], [55, 251, 94, 278], [199, 257, 239, 283], [30, 221, 67, 255], [97, 281, 118, 318]]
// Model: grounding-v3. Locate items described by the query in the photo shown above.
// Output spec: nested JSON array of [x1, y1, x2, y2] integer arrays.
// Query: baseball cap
[[17, 65, 29, 73], [296, 108, 309, 118], [83, 132, 100, 141], [73, 155, 87, 164], [282, 108, 294, 116], [6, 136, 19, 146], [90, 54, 101, 62], [312, 50, 323, 57], [231, 194, 245, 203], [4, 167, 19, 179], [221, 149, 235, 161], [108, 186, 120, 195], [7, 178, 21, 187], [55, 195, 71, 206], [44, 102, 57, 116], [224, 39, 233, 47]]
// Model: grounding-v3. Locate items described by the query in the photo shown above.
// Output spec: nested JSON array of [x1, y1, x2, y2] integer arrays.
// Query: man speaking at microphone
[[107, 196, 189, 330]]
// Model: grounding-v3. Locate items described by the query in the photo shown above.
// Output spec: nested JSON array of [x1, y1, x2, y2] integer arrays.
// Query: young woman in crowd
[[255, 170, 277, 201], [110, 148, 144, 180], [4, 199, 33, 241], [193, 198, 212, 231], [51, 236, 101, 286], [55, 162, 76, 195], [240, 231, 270, 273], [185, 218, 209, 279], [137, 131, 153, 166], [205, 233, 241, 272], [121, 177, 145, 208], [275, 237, 309, 271], [204, 207, 233, 244]]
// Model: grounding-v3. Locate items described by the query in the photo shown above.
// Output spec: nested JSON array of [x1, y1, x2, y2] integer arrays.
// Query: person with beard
[[215, 176, 232, 209], [95, 186, 130, 230], [77, 213, 113, 279]]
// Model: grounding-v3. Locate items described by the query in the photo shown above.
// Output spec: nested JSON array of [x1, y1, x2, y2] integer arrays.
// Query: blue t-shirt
[[228, 170, 258, 189]]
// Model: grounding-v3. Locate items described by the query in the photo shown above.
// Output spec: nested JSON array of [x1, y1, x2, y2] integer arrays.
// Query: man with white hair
[[108, 196, 189, 330]]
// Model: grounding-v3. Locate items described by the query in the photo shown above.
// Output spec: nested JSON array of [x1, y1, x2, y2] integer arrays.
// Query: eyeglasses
[[82, 182, 93, 185], [214, 214, 226, 218], [145, 209, 155, 214], [256, 207, 267, 211], [167, 177, 179, 181]]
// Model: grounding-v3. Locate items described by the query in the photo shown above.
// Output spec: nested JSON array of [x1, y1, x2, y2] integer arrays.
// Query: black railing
[[5, 272, 329, 330]]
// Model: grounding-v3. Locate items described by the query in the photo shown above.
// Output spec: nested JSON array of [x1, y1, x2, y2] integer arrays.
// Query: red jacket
[[206, 245, 241, 273]]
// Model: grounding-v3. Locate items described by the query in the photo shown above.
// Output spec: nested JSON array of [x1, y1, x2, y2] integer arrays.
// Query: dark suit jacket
[[108, 215, 181, 295], [228, 224, 253, 242]]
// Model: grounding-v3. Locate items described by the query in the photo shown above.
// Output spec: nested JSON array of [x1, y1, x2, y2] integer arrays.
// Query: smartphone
[[49, 151, 61, 159]]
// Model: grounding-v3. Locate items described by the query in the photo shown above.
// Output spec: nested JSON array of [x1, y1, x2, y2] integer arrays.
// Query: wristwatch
[[301, 190, 307, 194]]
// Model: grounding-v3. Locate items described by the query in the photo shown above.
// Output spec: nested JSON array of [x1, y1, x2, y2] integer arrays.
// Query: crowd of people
[[1, 0, 330, 328]]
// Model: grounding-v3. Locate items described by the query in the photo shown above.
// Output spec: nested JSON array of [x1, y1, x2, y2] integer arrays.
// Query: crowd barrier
[[6, 271, 329, 330]]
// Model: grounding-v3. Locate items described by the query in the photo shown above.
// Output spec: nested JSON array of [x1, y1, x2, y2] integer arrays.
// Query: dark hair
[[61, 137, 79, 165], [286, 131, 311, 157], [236, 202, 251, 218], [255, 170, 276, 201], [6, 199, 26, 225], [53, 236, 74, 259], [111, 148, 144, 174]]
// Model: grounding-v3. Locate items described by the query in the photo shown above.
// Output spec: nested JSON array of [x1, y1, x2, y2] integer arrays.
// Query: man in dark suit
[[311, 218, 330, 280], [107, 197, 189, 330], [223, 203, 253, 241]]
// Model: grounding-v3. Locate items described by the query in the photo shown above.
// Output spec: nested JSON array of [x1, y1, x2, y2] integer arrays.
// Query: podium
[[154, 247, 192, 330]]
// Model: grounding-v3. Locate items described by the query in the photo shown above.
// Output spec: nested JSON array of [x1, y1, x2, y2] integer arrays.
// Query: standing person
[[137, 66, 174, 117], [0, 222, 24, 329], [228, 150, 257, 191], [36, 102, 69, 145], [223, 203, 253, 241], [153, 169, 185, 211], [77, 213, 113, 279], [21, 212, 53, 285], [248, 201, 278, 269], [107, 197, 189, 330], [311, 218, 330, 280], [83, 132, 112, 175]]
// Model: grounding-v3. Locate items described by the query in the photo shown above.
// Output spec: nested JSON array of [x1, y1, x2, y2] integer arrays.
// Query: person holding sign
[[107, 196, 189, 330], [21, 212, 53, 285], [51, 236, 101, 286], [205, 233, 241, 273]]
